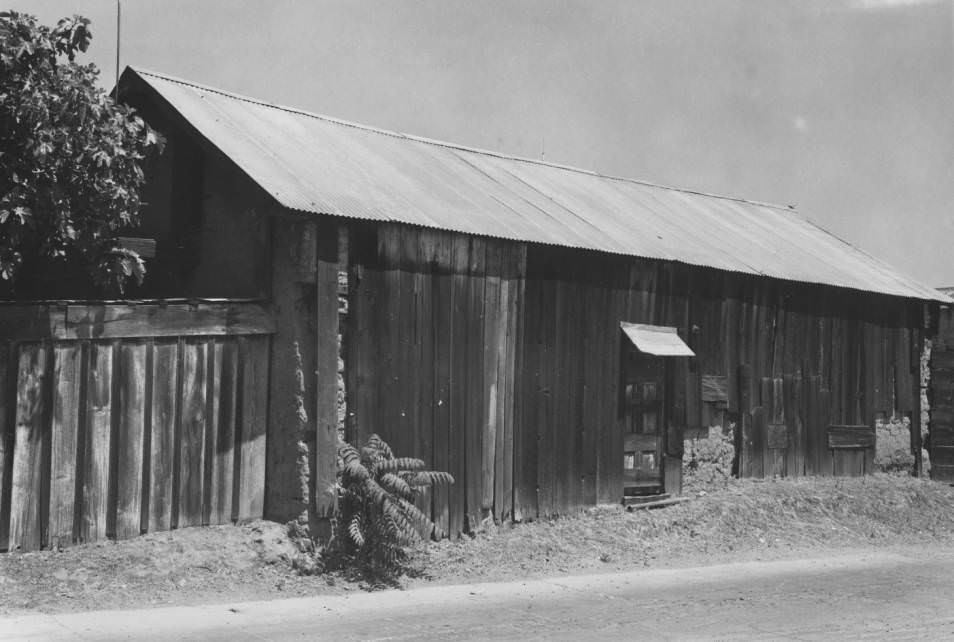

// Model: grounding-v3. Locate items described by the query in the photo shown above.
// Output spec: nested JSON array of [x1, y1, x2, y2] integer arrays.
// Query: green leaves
[[0, 12, 164, 296]]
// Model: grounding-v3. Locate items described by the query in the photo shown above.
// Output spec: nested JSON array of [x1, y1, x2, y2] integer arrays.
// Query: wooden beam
[[0, 303, 275, 341], [314, 223, 341, 531]]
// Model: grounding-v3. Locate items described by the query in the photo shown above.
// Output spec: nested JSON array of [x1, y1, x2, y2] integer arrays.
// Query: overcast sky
[[14, 0, 954, 286]]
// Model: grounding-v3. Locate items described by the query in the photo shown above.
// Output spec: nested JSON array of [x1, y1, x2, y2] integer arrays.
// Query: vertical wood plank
[[447, 236, 468, 537], [49, 343, 82, 549], [481, 245, 502, 517], [750, 405, 766, 482], [412, 231, 434, 522], [82, 342, 112, 544], [202, 342, 220, 526], [178, 340, 207, 527], [465, 237, 486, 530], [10, 344, 50, 552], [149, 341, 178, 532], [580, 266, 601, 506], [209, 340, 237, 525], [237, 336, 269, 521], [512, 247, 537, 519], [492, 270, 510, 521], [500, 249, 522, 520], [536, 266, 556, 518], [316, 224, 341, 524], [431, 233, 452, 536], [0, 342, 13, 551], [772, 377, 786, 477], [819, 386, 834, 476], [738, 364, 753, 478], [116, 342, 147, 539]]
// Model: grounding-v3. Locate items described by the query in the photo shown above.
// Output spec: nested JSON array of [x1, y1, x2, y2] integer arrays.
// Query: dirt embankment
[[2, 474, 954, 615]]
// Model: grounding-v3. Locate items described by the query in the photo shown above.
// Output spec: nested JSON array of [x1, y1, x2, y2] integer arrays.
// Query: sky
[[12, 0, 954, 286]]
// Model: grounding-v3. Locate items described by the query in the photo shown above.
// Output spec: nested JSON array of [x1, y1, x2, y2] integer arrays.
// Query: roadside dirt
[[0, 521, 348, 615], [3, 474, 954, 616]]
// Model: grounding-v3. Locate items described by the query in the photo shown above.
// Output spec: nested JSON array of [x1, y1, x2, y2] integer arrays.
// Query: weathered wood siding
[[520, 247, 921, 503], [345, 224, 524, 539], [932, 306, 954, 481], [344, 227, 924, 533], [0, 302, 273, 552]]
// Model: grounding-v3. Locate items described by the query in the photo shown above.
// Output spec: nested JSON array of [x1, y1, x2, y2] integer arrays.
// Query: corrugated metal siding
[[127, 67, 949, 303]]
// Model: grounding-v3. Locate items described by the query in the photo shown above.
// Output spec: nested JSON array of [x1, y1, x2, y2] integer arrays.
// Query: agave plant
[[336, 434, 454, 579]]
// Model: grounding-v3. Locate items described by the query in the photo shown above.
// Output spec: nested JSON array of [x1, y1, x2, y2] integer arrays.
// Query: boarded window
[[702, 375, 729, 406]]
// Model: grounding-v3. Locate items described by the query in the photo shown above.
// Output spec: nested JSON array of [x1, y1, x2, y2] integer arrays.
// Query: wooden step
[[622, 493, 670, 507], [624, 496, 691, 511]]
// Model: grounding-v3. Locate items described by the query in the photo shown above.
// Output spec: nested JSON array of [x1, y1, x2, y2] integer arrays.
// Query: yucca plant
[[335, 434, 454, 581]]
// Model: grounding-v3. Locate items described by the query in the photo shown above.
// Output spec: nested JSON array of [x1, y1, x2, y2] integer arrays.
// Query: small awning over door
[[620, 322, 695, 357]]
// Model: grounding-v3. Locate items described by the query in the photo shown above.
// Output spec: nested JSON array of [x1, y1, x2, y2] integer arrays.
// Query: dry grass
[[411, 475, 954, 585], [4, 475, 954, 614]]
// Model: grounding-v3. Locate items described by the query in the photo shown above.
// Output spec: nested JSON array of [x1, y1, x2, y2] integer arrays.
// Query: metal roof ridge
[[128, 66, 795, 212]]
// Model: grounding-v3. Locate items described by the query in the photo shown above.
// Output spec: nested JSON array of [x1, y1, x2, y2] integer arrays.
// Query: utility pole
[[114, 0, 121, 99]]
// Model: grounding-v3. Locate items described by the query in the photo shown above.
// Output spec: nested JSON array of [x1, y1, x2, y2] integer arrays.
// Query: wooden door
[[622, 351, 666, 492]]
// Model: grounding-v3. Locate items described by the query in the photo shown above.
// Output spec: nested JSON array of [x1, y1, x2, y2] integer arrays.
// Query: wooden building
[[6, 66, 943, 548], [931, 289, 954, 483]]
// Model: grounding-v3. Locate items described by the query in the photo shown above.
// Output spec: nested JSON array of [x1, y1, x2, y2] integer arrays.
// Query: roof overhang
[[620, 322, 695, 357], [119, 66, 954, 305]]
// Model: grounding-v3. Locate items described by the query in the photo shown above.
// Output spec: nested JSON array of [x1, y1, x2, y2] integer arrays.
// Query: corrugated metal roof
[[125, 67, 950, 303]]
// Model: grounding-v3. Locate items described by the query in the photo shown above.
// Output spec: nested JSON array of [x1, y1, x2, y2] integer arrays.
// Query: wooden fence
[[0, 302, 274, 552]]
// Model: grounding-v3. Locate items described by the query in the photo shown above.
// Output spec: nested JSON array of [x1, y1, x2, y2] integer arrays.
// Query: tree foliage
[[334, 434, 454, 583], [0, 11, 163, 295]]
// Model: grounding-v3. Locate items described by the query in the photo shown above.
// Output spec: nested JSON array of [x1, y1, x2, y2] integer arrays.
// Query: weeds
[[325, 434, 454, 586]]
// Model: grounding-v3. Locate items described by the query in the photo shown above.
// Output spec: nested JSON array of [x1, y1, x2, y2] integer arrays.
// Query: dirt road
[[4, 547, 954, 640]]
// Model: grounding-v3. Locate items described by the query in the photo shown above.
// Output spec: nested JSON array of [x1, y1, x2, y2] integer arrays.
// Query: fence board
[[0, 303, 275, 341], [149, 341, 178, 532], [49, 343, 82, 549], [210, 340, 237, 525], [10, 344, 50, 552], [82, 342, 112, 543], [116, 342, 147, 539], [178, 341, 208, 527], [0, 343, 12, 551], [237, 336, 268, 521], [0, 302, 273, 551]]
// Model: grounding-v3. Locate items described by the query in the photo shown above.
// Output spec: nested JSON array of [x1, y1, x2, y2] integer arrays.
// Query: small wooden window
[[624, 452, 636, 470]]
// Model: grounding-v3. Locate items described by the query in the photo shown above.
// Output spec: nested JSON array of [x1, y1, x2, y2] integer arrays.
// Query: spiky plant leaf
[[365, 434, 394, 459], [348, 514, 365, 548], [379, 473, 413, 499], [374, 457, 427, 475]]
